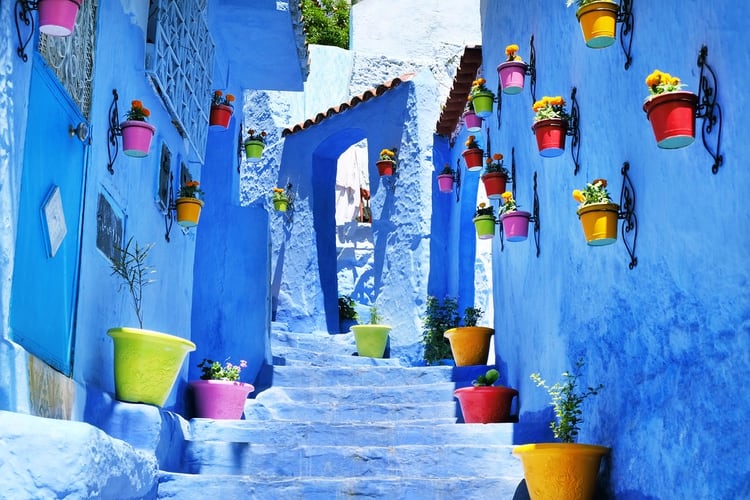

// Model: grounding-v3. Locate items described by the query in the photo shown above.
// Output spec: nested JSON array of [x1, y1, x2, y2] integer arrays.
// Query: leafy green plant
[[483, 152, 509, 177], [197, 358, 247, 381], [422, 296, 459, 365], [110, 237, 156, 329], [530, 358, 603, 443], [473, 368, 499, 387], [462, 306, 484, 327], [474, 202, 494, 218], [338, 295, 358, 320], [301, 0, 350, 49], [572, 178, 613, 207], [566, 0, 616, 7], [440, 163, 455, 176], [368, 305, 382, 325]]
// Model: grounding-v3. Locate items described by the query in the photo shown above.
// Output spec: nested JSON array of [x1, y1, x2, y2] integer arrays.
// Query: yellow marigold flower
[[273, 187, 284, 193], [485, 158, 492, 164], [214, 90, 223, 96], [670, 77, 680, 86], [468, 135, 475, 140], [476, 77, 486, 86], [493, 153, 503, 161], [226, 94, 235, 102], [572, 189, 585, 203], [505, 44, 519, 56], [132, 100, 142, 108], [142, 108, 150, 117], [501, 191, 513, 200], [478, 202, 486, 208], [550, 96, 565, 106]]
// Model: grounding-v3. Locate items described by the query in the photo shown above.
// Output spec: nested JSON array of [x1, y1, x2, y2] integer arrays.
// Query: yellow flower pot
[[443, 326, 494, 366], [577, 203, 619, 246], [513, 443, 610, 500], [175, 197, 204, 228], [576, 1, 619, 48]]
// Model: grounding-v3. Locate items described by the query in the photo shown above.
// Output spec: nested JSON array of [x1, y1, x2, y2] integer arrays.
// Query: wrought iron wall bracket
[[14, 0, 40, 62], [497, 160, 540, 258], [277, 182, 295, 224], [618, 162, 638, 269], [695, 45, 724, 174], [164, 172, 176, 242], [106, 89, 122, 175], [567, 87, 582, 175], [496, 34, 537, 131], [454, 158, 462, 203], [617, 0, 635, 70]]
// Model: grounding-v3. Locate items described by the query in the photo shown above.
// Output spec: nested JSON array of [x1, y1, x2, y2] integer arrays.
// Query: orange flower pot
[[443, 326, 494, 366], [576, 1, 619, 49], [176, 197, 204, 228], [577, 203, 619, 246]]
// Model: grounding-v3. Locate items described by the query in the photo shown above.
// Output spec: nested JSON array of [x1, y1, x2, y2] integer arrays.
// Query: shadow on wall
[[513, 407, 556, 445], [270, 222, 291, 322]]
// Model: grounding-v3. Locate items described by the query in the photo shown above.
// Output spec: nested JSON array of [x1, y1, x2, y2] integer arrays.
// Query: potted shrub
[[338, 295, 358, 333], [454, 368, 519, 423], [567, 0, 619, 48], [38, 0, 82, 37], [350, 306, 391, 358], [472, 202, 496, 240], [244, 128, 268, 162], [175, 180, 205, 228], [437, 163, 456, 193], [498, 191, 531, 242], [421, 296, 460, 366], [190, 358, 254, 419], [531, 95, 570, 158], [444, 306, 494, 366], [572, 178, 619, 246], [513, 359, 609, 500], [107, 238, 196, 407], [272, 186, 291, 212], [481, 152, 509, 200], [120, 99, 156, 158], [462, 135, 484, 172], [209, 90, 235, 129], [643, 69, 698, 149], [469, 77, 495, 118], [376, 148, 397, 177], [496, 44, 528, 95]]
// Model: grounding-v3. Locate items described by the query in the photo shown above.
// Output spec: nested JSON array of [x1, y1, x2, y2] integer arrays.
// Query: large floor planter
[[120, 120, 156, 158], [209, 104, 233, 129], [575, 1, 619, 49], [643, 91, 699, 149], [376, 160, 396, 177], [472, 91, 495, 118], [176, 197, 204, 228], [443, 326, 494, 366], [577, 203, 619, 246], [462, 148, 484, 172], [481, 172, 508, 200], [351, 325, 391, 358], [513, 443, 610, 500], [107, 327, 196, 407], [244, 140, 265, 162], [532, 118, 567, 158], [190, 380, 254, 419], [463, 110, 482, 132], [500, 210, 531, 242], [496, 61, 528, 95], [454, 385, 519, 423], [473, 215, 496, 240], [39, 0, 81, 36]]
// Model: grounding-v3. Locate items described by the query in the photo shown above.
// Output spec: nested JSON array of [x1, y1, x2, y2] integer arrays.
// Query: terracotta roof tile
[[282, 73, 417, 136], [435, 46, 483, 138]]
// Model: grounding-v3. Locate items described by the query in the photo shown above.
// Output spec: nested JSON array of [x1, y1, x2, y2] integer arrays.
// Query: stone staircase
[[156, 323, 524, 498]]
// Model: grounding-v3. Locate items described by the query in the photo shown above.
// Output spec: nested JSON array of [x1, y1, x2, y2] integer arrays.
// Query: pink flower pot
[[454, 386, 519, 423], [437, 174, 454, 193], [496, 61, 528, 95], [190, 380, 255, 420], [500, 210, 531, 242], [120, 120, 156, 158], [38, 0, 81, 37], [463, 111, 482, 132]]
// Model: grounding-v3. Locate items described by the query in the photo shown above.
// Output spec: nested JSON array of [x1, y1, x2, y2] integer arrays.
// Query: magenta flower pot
[[39, 0, 81, 37], [500, 210, 531, 242], [190, 380, 255, 420], [496, 61, 528, 95], [120, 120, 156, 158], [463, 111, 482, 132], [437, 174, 454, 193]]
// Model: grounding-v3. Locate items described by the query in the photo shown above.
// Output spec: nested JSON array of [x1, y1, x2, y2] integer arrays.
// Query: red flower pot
[[376, 160, 395, 177], [462, 148, 484, 172], [532, 118, 567, 158], [38, 0, 81, 37], [481, 172, 508, 200], [496, 61, 528, 95], [463, 111, 482, 132], [500, 210, 531, 242], [209, 104, 233, 129], [643, 91, 698, 149], [437, 174, 454, 193], [454, 386, 519, 423], [190, 380, 254, 420]]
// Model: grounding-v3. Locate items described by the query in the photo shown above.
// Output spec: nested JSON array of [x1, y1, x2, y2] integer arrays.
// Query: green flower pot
[[107, 327, 196, 407], [244, 140, 264, 162], [351, 325, 391, 358]]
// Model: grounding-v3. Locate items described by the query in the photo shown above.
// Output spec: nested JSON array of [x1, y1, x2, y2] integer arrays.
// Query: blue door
[[10, 55, 88, 375]]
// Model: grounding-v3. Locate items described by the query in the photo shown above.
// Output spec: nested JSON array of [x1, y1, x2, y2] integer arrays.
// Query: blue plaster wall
[[451, 1, 749, 498]]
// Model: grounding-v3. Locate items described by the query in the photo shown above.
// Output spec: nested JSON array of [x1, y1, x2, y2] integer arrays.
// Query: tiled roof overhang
[[435, 46, 483, 138]]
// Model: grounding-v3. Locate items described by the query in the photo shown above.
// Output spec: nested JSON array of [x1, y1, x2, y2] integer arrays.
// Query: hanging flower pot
[[209, 104, 233, 129], [454, 385, 519, 423], [532, 118, 567, 158], [376, 160, 396, 177], [643, 91, 698, 149], [273, 199, 289, 212], [38, 0, 81, 37], [176, 197, 204, 227], [496, 61, 528, 95], [244, 140, 265, 162], [481, 172, 508, 200], [437, 174, 454, 193], [463, 110, 482, 132], [473, 215, 495, 240], [351, 325, 391, 358], [120, 120, 156, 158], [471, 91, 494, 118], [190, 380, 254, 420], [444, 326, 494, 366], [462, 148, 484, 172], [577, 203, 619, 246], [500, 210, 531, 242], [575, 1, 619, 49]]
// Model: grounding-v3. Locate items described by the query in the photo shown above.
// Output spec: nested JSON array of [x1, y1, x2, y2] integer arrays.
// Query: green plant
[[197, 358, 247, 381], [338, 295, 358, 321], [272, 187, 289, 202], [469, 77, 493, 98], [245, 129, 268, 145], [421, 296, 459, 365], [178, 180, 204, 199], [530, 358, 603, 443], [462, 306, 484, 327], [474, 202, 494, 218], [379, 148, 397, 162], [440, 163, 455, 176], [301, 0, 350, 49], [566, 0, 616, 7], [124, 99, 150, 121], [572, 178, 613, 207], [483, 152, 509, 177], [473, 368, 500, 387], [498, 191, 517, 215], [110, 237, 155, 329], [211, 90, 235, 107], [532, 96, 570, 122], [645, 69, 686, 96], [368, 306, 382, 325]]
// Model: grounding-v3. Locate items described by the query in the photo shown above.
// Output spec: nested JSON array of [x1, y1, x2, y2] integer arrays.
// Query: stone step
[[253, 381, 459, 405], [271, 345, 403, 367], [157, 473, 524, 499]]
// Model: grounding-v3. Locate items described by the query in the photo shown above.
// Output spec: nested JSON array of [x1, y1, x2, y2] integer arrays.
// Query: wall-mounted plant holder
[[273, 182, 295, 223], [695, 45, 723, 174], [568, 87, 582, 175], [617, 0, 635, 70], [107, 89, 156, 173], [14, 0, 82, 61], [163, 172, 205, 241], [437, 162, 462, 201], [496, 35, 537, 131], [497, 151, 540, 257], [106, 89, 121, 174], [618, 162, 638, 269]]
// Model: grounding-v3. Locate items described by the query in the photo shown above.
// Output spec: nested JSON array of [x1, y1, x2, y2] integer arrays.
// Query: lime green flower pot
[[351, 325, 391, 358], [107, 327, 196, 407]]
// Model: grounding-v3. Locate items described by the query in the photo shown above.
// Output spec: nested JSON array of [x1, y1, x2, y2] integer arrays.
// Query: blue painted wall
[[436, 1, 749, 497]]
